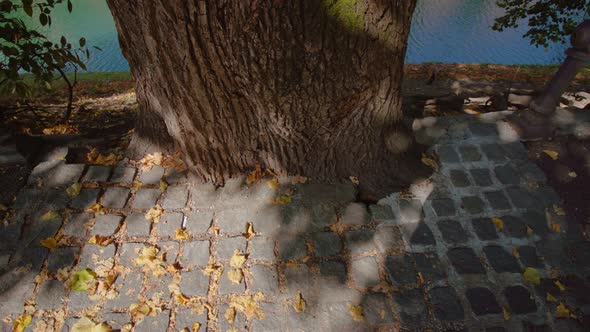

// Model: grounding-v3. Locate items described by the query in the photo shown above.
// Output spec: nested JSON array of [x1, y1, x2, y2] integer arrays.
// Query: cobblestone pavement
[[1, 115, 590, 332]]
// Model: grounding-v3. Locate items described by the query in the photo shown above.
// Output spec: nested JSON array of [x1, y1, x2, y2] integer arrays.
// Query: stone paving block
[[320, 302, 366, 331], [159, 241, 180, 263], [374, 225, 404, 252], [138, 165, 165, 185], [522, 210, 549, 236], [431, 198, 456, 217], [44, 189, 70, 209], [401, 221, 435, 246], [469, 122, 497, 136], [504, 285, 537, 314], [102, 187, 130, 209], [249, 205, 283, 237], [461, 196, 486, 214], [164, 169, 188, 184], [284, 264, 313, 295], [369, 204, 395, 222], [484, 245, 521, 273], [218, 268, 246, 294], [79, 244, 116, 269], [484, 190, 512, 210], [459, 145, 482, 162], [69, 290, 98, 310], [13, 188, 44, 209], [186, 210, 214, 235], [309, 203, 339, 231], [520, 163, 547, 183], [83, 166, 111, 182], [218, 303, 248, 331], [438, 220, 468, 244], [503, 215, 527, 238], [312, 232, 342, 257], [351, 256, 379, 288], [180, 269, 209, 296], [217, 236, 247, 262], [0, 272, 35, 314], [249, 264, 279, 294], [11, 244, 48, 269], [342, 202, 370, 225], [506, 188, 535, 209], [47, 247, 79, 273], [385, 254, 417, 285], [319, 260, 347, 283], [22, 213, 62, 244], [135, 310, 170, 331], [393, 289, 427, 326], [429, 287, 464, 321], [494, 165, 520, 185], [216, 208, 249, 234], [534, 186, 561, 208], [69, 189, 100, 210], [40, 162, 85, 188], [162, 185, 188, 209], [398, 199, 424, 223], [118, 243, 147, 268], [281, 204, 313, 234], [470, 168, 494, 187], [466, 287, 501, 315], [189, 182, 220, 208], [102, 312, 131, 331], [125, 213, 151, 237], [437, 146, 460, 163], [175, 308, 207, 332], [472, 218, 499, 240], [249, 236, 275, 261], [92, 214, 122, 236], [502, 142, 528, 160], [157, 212, 183, 238], [279, 236, 307, 261], [448, 247, 486, 274], [413, 252, 446, 281], [345, 229, 377, 254], [481, 144, 509, 161], [105, 271, 143, 309], [133, 188, 161, 209], [36, 280, 65, 310], [450, 169, 471, 187], [518, 246, 543, 268], [182, 241, 210, 267], [251, 302, 283, 331], [363, 293, 394, 325], [110, 166, 136, 183]]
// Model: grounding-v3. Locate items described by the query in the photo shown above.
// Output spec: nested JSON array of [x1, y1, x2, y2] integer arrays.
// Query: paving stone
[[47, 247, 79, 272], [518, 246, 543, 268], [249, 264, 279, 294], [484, 190, 512, 210], [448, 247, 486, 274], [105, 271, 143, 309], [164, 169, 188, 184], [481, 144, 508, 161], [431, 198, 456, 217], [466, 287, 501, 315], [503, 215, 527, 238], [156, 212, 183, 238], [189, 182, 219, 208], [0, 272, 35, 314], [284, 264, 313, 295], [504, 285, 537, 314], [278, 236, 307, 261], [69, 290, 98, 310], [459, 145, 482, 162], [218, 303, 248, 331], [398, 199, 424, 223], [216, 208, 249, 234], [217, 236, 247, 261], [22, 214, 62, 245], [393, 289, 427, 327], [484, 246, 521, 273], [159, 241, 180, 263], [44, 189, 70, 209], [83, 166, 111, 182], [13, 188, 44, 209], [386, 254, 417, 285], [429, 287, 464, 321], [320, 302, 365, 331], [182, 241, 210, 267], [125, 213, 151, 237], [162, 185, 188, 209], [135, 309, 170, 331], [450, 169, 471, 187], [186, 210, 213, 235], [218, 268, 246, 294], [251, 302, 283, 331], [437, 146, 460, 163], [102, 187, 130, 209], [520, 163, 547, 183], [506, 188, 535, 208], [251, 205, 283, 236], [345, 229, 378, 254], [534, 186, 561, 208], [522, 210, 549, 236], [69, 189, 100, 210], [494, 165, 520, 185], [180, 269, 209, 296], [118, 243, 147, 268], [11, 244, 48, 270], [413, 252, 446, 281], [469, 122, 497, 136], [79, 244, 116, 268], [309, 203, 340, 231], [438, 220, 469, 244], [401, 221, 435, 245], [502, 142, 528, 160], [311, 232, 342, 257], [369, 204, 395, 222], [461, 196, 486, 214], [133, 188, 161, 209], [282, 204, 314, 234], [249, 236, 276, 261], [470, 168, 494, 187], [92, 214, 122, 236], [138, 166, 165, 185], [374, 225, 404, 252], [102, 312, 131, 331], [363, 293, 394, 325], [110, 167, 136, 182], [175, 308, 207, 332], [351, 256, 379, 288], [36, 280, 65, 310], [472, 218, 499, 240], [342, 202, 370, 225], [30, 162, 85, 188]]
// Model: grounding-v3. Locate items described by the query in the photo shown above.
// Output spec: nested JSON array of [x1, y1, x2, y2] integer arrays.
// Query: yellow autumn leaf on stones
[[145, 205, 163, 223], [88, 235, 113, 247], [175, 228, 190, 241], [230, 250, 247, 268], [13, 314, 32, 332], [191, 323, 201, 332], [420, 153, 439, 171], [40, 236, 59, 249], [176, 293, 191, 306], [71, 317, 112, 332], [502, 306, 511, 321], [87, 203, 103, 214], [135, 246, 167, 277], [293, 293, 306, 313], [43, 124, 78, 135], [41, 210, 60, 222], [543, 150, 559, 160], [511, 247, 520, 258], [555, 280, 566, 291], [227, 269, 243, 284], [66, 182, 82, 197], [526, 225, 534, 236], [224, 307, 236, 323], [546, 293, 557, 303], [0, 204, 7, 212], [556, 303, 571, 318], [267, 178, 279, 190], [349, 176, 360, 185], [348, 304, 364, 322], [553, 205, 566, 216], [550, 222, 561, 233], [492, 217, 504, 231], [72, 269, 96, 292], [523, 267, 541, 285], [159, 179, 168, 192], [228, 293, 265, 320], [130, 302, 151, 322], [243, 223, 256, 240], [272, 195, 292, 205]]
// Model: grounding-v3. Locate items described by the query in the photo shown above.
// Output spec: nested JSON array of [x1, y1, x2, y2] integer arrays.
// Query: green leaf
[[71, 269, 96, 292]]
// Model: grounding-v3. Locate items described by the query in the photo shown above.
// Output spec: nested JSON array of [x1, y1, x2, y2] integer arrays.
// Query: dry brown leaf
[[43, 124, 78, 135], [41, 210, 60, 222], [135, 246, 167, 277], [543, 150, 559, 160], [556, 303, 571, 318], [246, 165, 264, 184], [546, 293, 557, 303], [511, 247, 520, 258], [228, 293, 265, 320], [88, 235, 113, 247], [526, 225, 534, 236], [293, 293, 306, 313], [175, 228, 190, 241], [40, 236, 60, 249], [243, 223, 256, 240], [420, 153, 439, 171], [349, 176, 360, 185], [145, 205, 163, 223], [348, 304, 364, 322], [129, 302, 151, 322], [502, 306, 511, 320], [555, 280, 566, 291]]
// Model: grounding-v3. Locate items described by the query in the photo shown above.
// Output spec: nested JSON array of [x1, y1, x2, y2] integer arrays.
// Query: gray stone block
[[125, 213, 151, 237], [351, 256, 379, 288], [278, 236, 307, 261], [481, 144, 509, 161], [110, 167, 136, 183], [437, 146, 460, 163], [448, 247, 485, 274], [472, 218, 499, 240], [249, 265, 279, 294], [186, 210, 214, 235], [312, 232, 342, 257], [506, 188, 535, 208], [249, 236, 276, 261], [438, 220, 468, 244], [413, 252, 446, 281], [398, 199, 424, 223], [342, 202, 370, 225], [429, 287, 464, 321], [461, 196, 486, 214], [13, 189, 44, 209], [118, 243, 147, 268], [157, 212, 183, 238], [217, 236, 247, 262], [484, 190, 512, 210], [92, 214, 122, 236], [401, 221, 435, 246], [504, 285, 537, 314], [431, 198, 456, 217], [133, 188, 161, 209], [180, 270, 209, 296], [138, 166, 165, 185], [102, 187, 130, 209], [102, 312, 131, 331], [36, 280, 65, 310], [0, 273, 35, 314], [345, 229, 377, 254], [459, 145, 482, 162], [216, 208, 248, 235], [483, 245, 521, 273], [495, 165, 520, 185], [450, 169, 471, 187], [164, 169, 188, 184], [79, 244, 116, 268], [466, 287, 501, 315], [374, 225, 404, 252], [69, 189, 100, 210], [182, 241, 210, 267], [470, 168, 494, 187], [189, 182, 219, 208], [69, 290, 98, 310], [218, 268, 246, 295], [319, 260, 347, 283], [135, 310, 170, 332], [44, 189, 70, 209], [284, 264, 313, 295], [369, 204, 395, 222], [162, 185, 188, 209], [104, 271, 143, 309], [83, 166, 111, 182], [469, 122, 497, 137], [175, 308, 207, 332], [385, 254, 416, 285], [47, 247, 79, 273]]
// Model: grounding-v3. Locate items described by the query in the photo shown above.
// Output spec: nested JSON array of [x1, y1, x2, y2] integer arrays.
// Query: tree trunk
[[107, 0, 428, 199]]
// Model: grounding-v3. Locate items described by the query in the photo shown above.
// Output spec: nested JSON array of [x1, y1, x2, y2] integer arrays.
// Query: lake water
[[29, 0, 584, 72]]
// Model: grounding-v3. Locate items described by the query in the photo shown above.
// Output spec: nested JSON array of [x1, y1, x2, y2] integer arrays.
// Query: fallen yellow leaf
[[159, 179, 168, 192], [88, 235, 114, 246], [556, 303, 570, 318], [130, 302, 151, 322], [87, 148, 120, 166], [555, 280, 566, 291], [512, 247, 520, 258], [523, 267, 541, 285], [43, 124, 78, 135], [553, 205, 566, 216], [420, 153, 439, 171], [192, 323, 201, 332], [176, 293, 192, 306], [175, 228, 190, 241], [40, 236, 60, 249], [227, 269, 243, 284], [502, 306, 511, 321], [349, 176, 360, 185], [41, 210, 60, 222], [267, 178, 279, 190], [228, 293, 265, 320], [293, 293, 306, 313], [492, 217, 504, 231], [86, 203, 103, 214], [224, 307, 236, 323], [230, 250, 247, 268], [135, 246, 167, 277], [546, 293, 557, 303], [272, 195, 292, 205], [71, 317, 112, 332], [13, 314, 32, 332], [543, 150, 559, 160], [526, 225, 534, 236], [145, 205, 163, 223], [550, 222, 561, 233], [348, 304, 364, 322], [66, 182, 82, 197]]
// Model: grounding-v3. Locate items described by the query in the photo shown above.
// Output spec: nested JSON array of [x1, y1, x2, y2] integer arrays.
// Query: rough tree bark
[[107, 0, 429, 199]]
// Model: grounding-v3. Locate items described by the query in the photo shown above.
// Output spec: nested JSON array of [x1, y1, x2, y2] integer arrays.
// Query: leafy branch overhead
[[493, 0, 590, 48]]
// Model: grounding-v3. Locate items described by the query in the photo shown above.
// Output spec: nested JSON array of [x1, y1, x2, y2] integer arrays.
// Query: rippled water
[[25, 0, 584, 72]]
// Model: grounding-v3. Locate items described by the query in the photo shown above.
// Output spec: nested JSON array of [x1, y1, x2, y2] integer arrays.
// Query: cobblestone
[[162, 185, 188, 209], [249, 264, 279, 294], [483, 245, 521, 273], [431, 198, 456, 217], [138, 165, 165, 185], [385, 254, 417, 285], [156, 212, 183, 238], [133, 188, 161, 209], [182, 241, 210, 267], [504, 285, 537, 314], [450, 169, 471, 187], [110, 167, 136, 182], [125, 213, 151, 237], [461, 195, 486, 214], [459, 145, 482, 162], [351, 256, 379, 288], [429, 287, 464, 321], [448, 247, 486, 274], [83, 166, 111, 182], [70, 189, 100, 209], [180, 270, 209, 296], [92, 214, 122, 236], [102, 187, 130, 208], [401, 221, 435, 245], [249, 236, 276, 261], [466, 287, 501, 315], [470, 168, 494, 186], [484, 190, 512, 210], [438, 219, 469, 244]]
